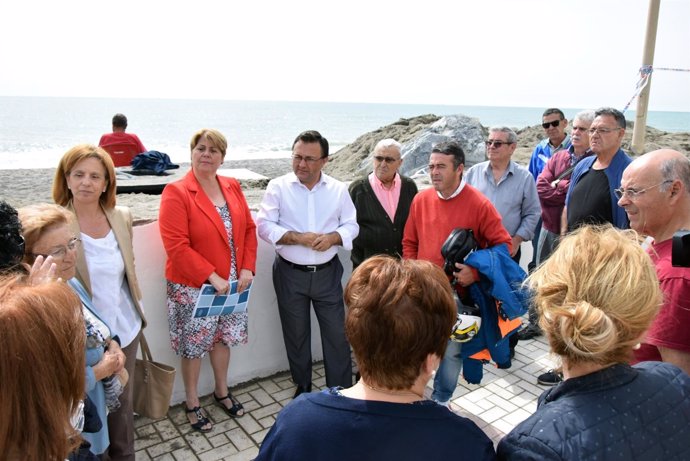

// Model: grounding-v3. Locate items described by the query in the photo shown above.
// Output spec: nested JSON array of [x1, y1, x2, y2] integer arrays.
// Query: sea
[[1, 96, 688, 170]]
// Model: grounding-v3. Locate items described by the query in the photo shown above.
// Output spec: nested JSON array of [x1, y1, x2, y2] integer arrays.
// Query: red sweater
[[402, 185, 512, 267]]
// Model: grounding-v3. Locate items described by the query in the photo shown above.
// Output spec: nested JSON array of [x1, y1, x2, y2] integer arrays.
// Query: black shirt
[[567, 168, 612, 231]]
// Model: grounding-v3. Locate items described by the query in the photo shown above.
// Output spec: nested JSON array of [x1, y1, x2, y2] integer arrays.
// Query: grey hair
[[573, 110, 596, 125], [374, 138, 402, 155], [595, 107, 626, 129], [489, 126, 518, 144], [660, 156, 690, 195]]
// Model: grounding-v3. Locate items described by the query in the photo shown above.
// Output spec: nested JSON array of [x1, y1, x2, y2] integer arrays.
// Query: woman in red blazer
[[159, 129, 257, 433]]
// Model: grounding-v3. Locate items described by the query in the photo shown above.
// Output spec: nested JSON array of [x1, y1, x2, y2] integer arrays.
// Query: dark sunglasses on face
[[374, 156, 399, 164], [542, 120, 561, 129], [485, 140, 512, 148]]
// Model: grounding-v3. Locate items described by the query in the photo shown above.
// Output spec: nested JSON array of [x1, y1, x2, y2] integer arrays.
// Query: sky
[[1, 0, 689, 112]]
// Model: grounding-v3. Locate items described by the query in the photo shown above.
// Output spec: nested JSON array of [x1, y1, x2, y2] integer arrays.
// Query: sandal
[[214, 392, 244, 418], [185, 406, 212, 432]]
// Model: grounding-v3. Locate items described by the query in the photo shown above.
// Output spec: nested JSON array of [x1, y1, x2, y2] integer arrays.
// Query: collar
[[369, 171, 400, 190], [437, 179, 466, 200], [541, 363, 637, 403]]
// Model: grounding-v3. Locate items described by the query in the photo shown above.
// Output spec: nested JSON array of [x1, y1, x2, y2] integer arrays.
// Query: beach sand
[[0, 158, 293, 224]]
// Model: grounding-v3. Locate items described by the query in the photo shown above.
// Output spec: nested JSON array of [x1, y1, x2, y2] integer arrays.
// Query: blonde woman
[[497, 226, 690, 460]]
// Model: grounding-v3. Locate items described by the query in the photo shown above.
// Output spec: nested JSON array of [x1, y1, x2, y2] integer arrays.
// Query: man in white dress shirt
[[257, 130, 359, 398]]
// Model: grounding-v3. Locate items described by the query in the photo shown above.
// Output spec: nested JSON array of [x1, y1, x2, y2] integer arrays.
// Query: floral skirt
[[167, 281, 248, 359]]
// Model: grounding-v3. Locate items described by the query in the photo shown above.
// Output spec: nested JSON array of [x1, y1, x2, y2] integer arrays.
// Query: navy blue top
[[497, 362, 690, 460], [256, 388, 496, 461]]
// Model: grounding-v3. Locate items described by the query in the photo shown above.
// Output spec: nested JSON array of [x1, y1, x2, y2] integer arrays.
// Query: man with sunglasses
[[348, 139, 417, 270], [618, 149, 690, 376], [258, 130, 359, 398], [465, 127, 540, 265], [527, 108, 571, 273], [519, 111, 596, 344], [563, 107, 631, 233]]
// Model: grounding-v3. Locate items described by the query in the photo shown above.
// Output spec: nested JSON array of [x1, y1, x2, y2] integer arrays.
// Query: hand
[[106, 341, 126, 373], [311, 233, 338, 252], [28, 255, 58, 285], [510, 236, 524, 257], [298, 232, 319, 247], [453, 263, 476, 287], [237, 269, 253, 293], [208, 272, 230, 295]]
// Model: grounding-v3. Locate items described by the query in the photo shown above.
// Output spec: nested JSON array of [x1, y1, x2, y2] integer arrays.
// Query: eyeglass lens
[[542, 120, 560, 129]]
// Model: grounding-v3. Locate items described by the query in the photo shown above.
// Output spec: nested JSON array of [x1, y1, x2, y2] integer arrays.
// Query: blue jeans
[[431, 339, 462, 403]]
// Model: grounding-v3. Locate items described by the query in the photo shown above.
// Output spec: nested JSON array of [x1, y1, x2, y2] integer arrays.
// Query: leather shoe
[[293, 384, 312, 399]]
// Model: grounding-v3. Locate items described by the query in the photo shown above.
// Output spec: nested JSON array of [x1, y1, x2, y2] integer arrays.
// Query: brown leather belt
[[278, 255, 335, 272]]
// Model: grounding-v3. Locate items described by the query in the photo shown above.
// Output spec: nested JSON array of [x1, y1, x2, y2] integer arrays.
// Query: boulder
[[325, 114, 489, 180], [400, 114, 487, 176]]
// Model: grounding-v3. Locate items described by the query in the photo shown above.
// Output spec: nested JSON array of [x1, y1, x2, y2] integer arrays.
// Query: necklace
[[361, 381, 425, 401]]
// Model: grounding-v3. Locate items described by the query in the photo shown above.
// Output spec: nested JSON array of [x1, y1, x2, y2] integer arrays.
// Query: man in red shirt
[[98, 113, 147, 155], [618, 149, 690, 375], [403, 140, 512, 405]]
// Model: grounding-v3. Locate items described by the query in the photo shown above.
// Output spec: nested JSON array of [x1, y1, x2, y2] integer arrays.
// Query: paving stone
[[155, 419, 182, 441], [198, 444, 239, 461], [183, 431, 213, 453], [133, 334, 561, 460], [251, 402, 282, 420], [234, 415, 262, 434], [172, 446, 200, 461], [249, 388, 275, 407], [225, 447, 259, 461], [147, 437, 189, 459], [208, 433, 229, 448]]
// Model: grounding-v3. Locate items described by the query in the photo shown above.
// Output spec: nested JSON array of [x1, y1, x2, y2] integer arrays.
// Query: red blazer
[[159, 170, 258, 287]]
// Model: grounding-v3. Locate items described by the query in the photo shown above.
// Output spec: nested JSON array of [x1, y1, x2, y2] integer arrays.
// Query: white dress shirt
[[257, 172, 359, 265]]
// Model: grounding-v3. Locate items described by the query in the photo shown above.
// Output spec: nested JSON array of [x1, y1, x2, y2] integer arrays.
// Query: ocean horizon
[[1, 96, 688, 170]]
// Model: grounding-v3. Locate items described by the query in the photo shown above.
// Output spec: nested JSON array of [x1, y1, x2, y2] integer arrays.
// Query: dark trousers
[[103, 331, 139, 461], [273, 256, 352, 388]]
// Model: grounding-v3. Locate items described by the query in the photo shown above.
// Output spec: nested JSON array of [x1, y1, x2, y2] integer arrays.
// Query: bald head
[[619, 149, 690, 240]]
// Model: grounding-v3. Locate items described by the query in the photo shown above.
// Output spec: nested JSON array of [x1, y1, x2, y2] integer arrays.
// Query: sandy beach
[[1, 120, 688, 223]]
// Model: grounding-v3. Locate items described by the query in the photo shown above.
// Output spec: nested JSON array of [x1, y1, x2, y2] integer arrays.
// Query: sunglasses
[[374, 156, 399, 164], [485, 140, 512, 148], [542, 120, 561, 129]]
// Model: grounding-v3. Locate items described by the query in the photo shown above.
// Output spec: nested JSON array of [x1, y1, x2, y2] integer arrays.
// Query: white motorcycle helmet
[[450, 296, 482, 343]]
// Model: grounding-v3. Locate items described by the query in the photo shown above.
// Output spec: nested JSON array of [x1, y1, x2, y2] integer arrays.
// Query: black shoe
[[518, 324, 543, 341], [537, 370, 563, 386], [293, 384, 312, 399]]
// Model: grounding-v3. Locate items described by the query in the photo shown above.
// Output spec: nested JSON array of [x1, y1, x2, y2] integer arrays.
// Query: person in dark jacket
[[256, 256, 496, 461], [497, 225, 690, 461], [349, 139, 417, 269]]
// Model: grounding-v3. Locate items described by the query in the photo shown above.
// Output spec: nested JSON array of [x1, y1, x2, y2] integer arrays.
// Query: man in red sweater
[[99, 113, 147, 154], [403, 140, 511, 405]]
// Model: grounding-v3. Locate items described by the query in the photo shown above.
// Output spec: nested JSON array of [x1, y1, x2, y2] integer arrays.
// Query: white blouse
[[81, 230, 141, 347]]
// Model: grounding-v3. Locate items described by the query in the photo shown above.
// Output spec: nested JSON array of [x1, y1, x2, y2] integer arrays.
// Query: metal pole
[[631, 0, 661, 155]]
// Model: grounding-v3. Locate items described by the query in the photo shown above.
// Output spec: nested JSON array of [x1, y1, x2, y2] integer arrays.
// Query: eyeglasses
[[373, 156, 399, 163], [588, 127, 621, 135], [292, 154, 325, 164], [31, 237, 81, 260], [542, 120, 561, 129], [614, 180, 672, 200], [485, 140, 513, 148]]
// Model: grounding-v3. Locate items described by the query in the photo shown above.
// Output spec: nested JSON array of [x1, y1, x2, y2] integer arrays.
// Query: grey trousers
[[272, 256, 352, 389]]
